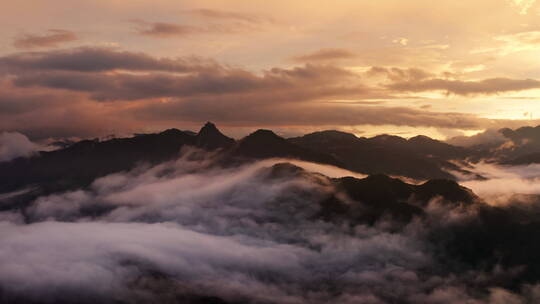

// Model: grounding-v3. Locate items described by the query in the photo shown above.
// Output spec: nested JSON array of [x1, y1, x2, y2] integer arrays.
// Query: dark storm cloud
[[291, 48, 357, 62], [387, 77, 540, 95], [0, 47, 215, 73], [13, 29, 77, 49]]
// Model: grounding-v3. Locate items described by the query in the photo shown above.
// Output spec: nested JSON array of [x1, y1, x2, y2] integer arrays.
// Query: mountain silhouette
[[0, 122, 481, 206], [195, 122, 235, 150], [289, 130, 473, 180], [0, 128, 196, 197], [257, 163, 478, 225], [4, 125, 540, 297], [257, 162, 540, 285], [325, 173, 477, 224], [230, 129, 342, 166]]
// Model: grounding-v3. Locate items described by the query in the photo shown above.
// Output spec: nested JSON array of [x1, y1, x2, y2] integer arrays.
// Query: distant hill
[[0, 122, 481, 203], [229, 129, 343, 167], [248, 162, 479, 227], [289, 130, 473, 180], [0, 128, 196, 196]]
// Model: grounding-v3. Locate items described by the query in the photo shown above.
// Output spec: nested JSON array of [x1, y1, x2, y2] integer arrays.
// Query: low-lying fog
[[2, 148, 540, 303]]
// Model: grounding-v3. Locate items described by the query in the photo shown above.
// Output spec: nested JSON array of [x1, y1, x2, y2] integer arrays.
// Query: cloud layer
[[3, 47, 537, 139], [3, 0, 540, 139], [1, 148, 540, 303]]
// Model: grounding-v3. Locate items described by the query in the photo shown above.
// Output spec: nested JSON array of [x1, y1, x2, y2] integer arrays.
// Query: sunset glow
[[7, 2, 540, 303], [2, 0, 540, 140]]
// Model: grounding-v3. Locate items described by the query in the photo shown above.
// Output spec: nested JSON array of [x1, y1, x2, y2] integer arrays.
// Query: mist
[[0, 132, 40, 162], [451, 162, 540, 205], [0, 148, 539, 303]]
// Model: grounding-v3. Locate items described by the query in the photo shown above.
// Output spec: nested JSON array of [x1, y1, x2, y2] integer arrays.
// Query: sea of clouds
[[1, 148, 540, 303]]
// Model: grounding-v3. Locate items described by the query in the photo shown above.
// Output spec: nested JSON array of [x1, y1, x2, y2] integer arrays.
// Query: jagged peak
[[196, 122, 234, 150], [199, 121, 219, 133]]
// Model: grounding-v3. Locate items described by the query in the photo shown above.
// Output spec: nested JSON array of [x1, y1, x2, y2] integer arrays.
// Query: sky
[[2, 0, 540, 140]]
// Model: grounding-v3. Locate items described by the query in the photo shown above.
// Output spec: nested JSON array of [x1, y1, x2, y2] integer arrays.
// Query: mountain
[[256, 162, 478, 225], [0, 128, 196, 197], [407, 135, 470, 159], [465, 124, 540, 164], [322, 173, 477, 224], [4, 127, 540, 302], [195, 122, 235, 150], [498, 125, 540, 164], [289, 130, 473, 180], [0, 123, 481, 204], [260, 163, 540, 285], [230, 129, 343, 167]]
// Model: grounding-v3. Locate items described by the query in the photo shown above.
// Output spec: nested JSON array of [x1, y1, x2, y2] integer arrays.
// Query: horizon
[[3, 1, 540, 141], [33, 120, 532, 142], [5, 2, 540, 303]]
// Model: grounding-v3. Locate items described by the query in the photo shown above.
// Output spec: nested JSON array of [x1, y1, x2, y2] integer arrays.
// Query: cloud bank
[[0, 148, 539, 303], [2, 46, 539, 139], [0, 132, 40, 162]]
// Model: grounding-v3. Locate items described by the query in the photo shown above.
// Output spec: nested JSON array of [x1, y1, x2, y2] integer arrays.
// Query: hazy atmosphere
[[3, 1, 540, 304], [3, 0, 540, 140]]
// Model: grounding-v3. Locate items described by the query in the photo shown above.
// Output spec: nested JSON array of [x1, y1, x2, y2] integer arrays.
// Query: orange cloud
[[135, 22, 199, 37], [13, 29, 77, 49], [1, 46, 539, 139], [291, 49, 356, 62], [386, 77, 540, 95], [188, 9, 270, 23]]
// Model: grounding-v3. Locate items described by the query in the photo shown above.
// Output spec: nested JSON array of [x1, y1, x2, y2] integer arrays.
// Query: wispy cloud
[[0, 132, 40, 162], [13, 29, 77, 49], [291, 48, 357, 62], [188, 8, 272, 23]]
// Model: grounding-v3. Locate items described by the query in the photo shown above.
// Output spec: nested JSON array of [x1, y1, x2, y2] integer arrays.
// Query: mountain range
[[0, 122, 478, 195], [4, 122, 540, 303], [5, 121, 540, 207]]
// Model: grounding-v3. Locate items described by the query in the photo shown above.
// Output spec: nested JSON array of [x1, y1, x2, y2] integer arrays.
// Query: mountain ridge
[[0, 122, 480, 200]]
